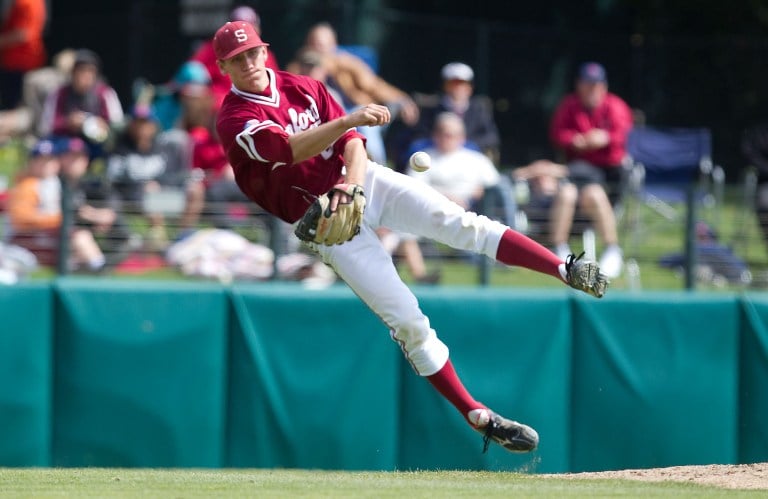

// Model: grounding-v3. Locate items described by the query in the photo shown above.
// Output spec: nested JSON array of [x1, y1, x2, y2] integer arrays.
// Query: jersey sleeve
[[233, 118, 294, 167]]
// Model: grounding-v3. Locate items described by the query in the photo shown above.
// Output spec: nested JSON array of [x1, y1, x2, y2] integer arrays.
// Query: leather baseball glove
[[565, 252, 608, 298], [294, 184, 366, 246]]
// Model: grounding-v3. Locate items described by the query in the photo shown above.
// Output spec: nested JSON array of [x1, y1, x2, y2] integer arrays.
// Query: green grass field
[[0, 468, 761, 498]]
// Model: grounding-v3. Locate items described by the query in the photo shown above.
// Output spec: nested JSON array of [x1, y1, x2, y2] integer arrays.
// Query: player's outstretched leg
[[427, 359, 538, 453], [495, 228, 608, 298], [371, 165, 608, 297]]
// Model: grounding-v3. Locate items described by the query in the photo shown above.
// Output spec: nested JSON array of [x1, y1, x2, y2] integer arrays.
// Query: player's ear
[[216, 59, 227, 75]]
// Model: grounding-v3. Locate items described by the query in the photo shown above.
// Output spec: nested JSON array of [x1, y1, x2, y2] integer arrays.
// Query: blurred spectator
[[548, 62, 632, 278], [190, 4, 278, 109], [288, 22, 418, 119], [286, 22, 419, 164], [510, 159, 570, 241], [404, 62, 500, 168], [183, 126, 253, 230], [387, 112, 502, 284], [58, 136, 128, 269], [171, 78, 250, 230], [7, 138, 105, 270], [412, 112, 500, 210], [742, 122, 768, 246], [6, 138, 58, 265], [137, 60, 216, 232], [19, 48, 75, 138], [291, 48, 344, 107], [0, 0, 46, 110], [0, 48, 74, 141], [150, 60, 212, 132], [39, 49, 124, 158], [106, 105, 189, 251], [512, 159, 569, 199]]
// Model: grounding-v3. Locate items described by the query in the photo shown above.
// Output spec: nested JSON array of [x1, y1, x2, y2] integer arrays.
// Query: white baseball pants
[[313, 162, 507, 376]]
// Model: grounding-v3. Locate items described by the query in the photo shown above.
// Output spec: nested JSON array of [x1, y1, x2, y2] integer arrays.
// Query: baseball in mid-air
[[409, 151, 431, 172]]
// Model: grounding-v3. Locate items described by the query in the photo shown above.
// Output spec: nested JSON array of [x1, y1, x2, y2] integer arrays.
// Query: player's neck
[[253, 71, 271, 94]]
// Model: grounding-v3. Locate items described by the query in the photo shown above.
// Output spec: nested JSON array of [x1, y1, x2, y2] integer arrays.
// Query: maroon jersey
[[549, 92, 633, 168], [216, 69, 365, 223]]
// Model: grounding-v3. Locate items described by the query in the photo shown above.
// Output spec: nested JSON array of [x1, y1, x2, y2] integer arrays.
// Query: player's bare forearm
[[288, 119, 351, 164], [342, 138, 368, 186], [326, 138, 368, 212], [288, 105, 389, 164]]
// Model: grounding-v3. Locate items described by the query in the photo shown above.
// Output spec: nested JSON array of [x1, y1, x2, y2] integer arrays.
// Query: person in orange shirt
[[8, 138, 62, 265], [8, 138, 106, 270], [0, 0, 46, 110]]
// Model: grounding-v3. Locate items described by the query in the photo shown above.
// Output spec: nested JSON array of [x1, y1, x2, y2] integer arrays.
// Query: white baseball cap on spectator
[[441, 62, 474, 82]]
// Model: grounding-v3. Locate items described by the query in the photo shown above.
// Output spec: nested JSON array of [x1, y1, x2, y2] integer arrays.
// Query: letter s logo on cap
[[235, 29, 248, 43]]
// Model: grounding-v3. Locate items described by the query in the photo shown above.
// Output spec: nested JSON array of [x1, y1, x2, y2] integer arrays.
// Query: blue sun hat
[[172, 61, 211, 89], [29, 138, 56, 157]]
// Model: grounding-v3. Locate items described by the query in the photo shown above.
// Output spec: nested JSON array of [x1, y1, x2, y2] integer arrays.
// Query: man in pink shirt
[[214, 21, 608, 456], [549, 62, 633, 278]]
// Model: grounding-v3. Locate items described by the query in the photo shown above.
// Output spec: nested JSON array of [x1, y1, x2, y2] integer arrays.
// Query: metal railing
[[1, 167, 765, 291]]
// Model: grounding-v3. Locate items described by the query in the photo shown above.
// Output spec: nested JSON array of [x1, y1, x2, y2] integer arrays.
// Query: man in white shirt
[[411, 111, 500, 209], [388, 112, 501, 283]]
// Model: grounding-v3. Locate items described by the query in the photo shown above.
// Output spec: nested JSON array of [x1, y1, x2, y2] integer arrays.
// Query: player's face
[[219, 46, 269, 92]]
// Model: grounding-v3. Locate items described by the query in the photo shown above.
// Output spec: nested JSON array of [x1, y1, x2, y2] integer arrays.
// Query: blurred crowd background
[[42, 0, 768, 172]]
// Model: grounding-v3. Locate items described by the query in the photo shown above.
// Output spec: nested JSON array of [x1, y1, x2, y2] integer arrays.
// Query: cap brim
[[218, 42, 269, 61]]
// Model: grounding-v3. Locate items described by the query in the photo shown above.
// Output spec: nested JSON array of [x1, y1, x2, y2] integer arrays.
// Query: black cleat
[[470, 409, 539, 453]]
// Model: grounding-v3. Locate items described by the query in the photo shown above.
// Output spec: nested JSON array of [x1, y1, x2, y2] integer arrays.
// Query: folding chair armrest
[[626, 160, 645, 195]]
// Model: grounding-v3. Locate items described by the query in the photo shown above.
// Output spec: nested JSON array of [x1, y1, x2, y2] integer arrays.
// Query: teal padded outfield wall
[[1, 278, 767, 472], [0, 283, 52, 466]]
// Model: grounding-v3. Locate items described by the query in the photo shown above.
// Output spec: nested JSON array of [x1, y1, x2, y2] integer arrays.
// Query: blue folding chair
[[626, 126, 717, 219], [625, 126, 725, 288]]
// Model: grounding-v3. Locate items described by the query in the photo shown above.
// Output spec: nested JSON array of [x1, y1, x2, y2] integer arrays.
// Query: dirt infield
[[555, 463, 768, 490]]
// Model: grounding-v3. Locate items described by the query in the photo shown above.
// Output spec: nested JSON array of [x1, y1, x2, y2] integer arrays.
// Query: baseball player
[[213, 21, 607, 454]]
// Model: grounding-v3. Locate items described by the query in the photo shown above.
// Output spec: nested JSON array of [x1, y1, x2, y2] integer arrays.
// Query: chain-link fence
[[3, 147, 765, 291], [2, 1, 767, 289]]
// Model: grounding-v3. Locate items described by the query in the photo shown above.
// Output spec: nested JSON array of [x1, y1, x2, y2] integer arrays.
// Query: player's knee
[[391, 314, 430, 346], [390, 314, 449, 375]]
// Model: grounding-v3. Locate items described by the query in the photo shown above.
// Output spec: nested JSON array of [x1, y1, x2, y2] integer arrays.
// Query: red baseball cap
[[213, 21, 269, 60]]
